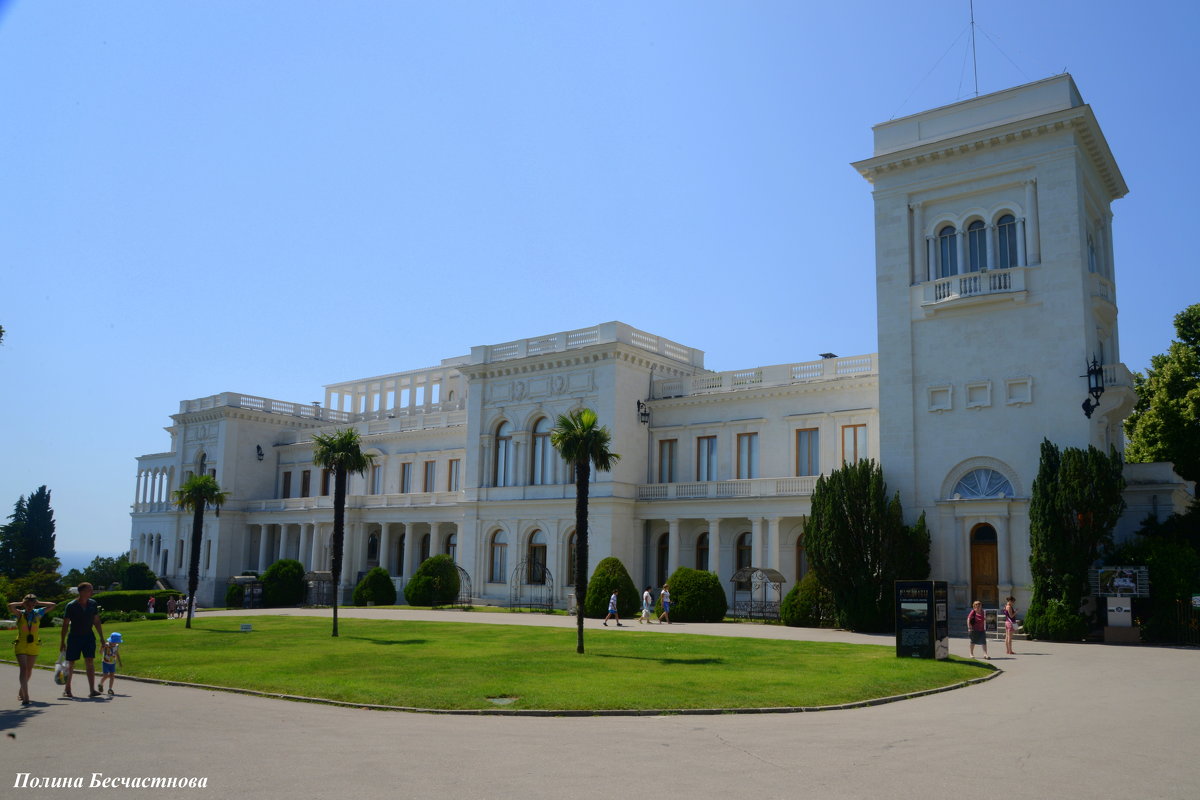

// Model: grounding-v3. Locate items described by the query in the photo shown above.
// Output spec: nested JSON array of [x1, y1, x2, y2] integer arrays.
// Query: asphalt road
[[1, 608, 1195, 800]]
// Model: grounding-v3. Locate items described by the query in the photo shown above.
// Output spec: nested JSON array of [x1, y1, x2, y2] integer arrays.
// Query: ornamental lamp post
[[1081, 357, 1105, 418]]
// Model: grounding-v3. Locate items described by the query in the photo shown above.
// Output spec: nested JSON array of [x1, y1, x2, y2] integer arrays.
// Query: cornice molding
[[853, 106, 1127, 201]]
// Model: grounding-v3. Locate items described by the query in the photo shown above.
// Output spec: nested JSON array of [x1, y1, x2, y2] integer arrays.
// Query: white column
[[298, 524, 312, 571], [430, 522, 442, 556], [404, 524, 420, 578], [1024, 179, 1040, 265], [750, 517, 764, 567], [926, 237, 936, 281], [667, 519, 681, 575], [310, 525, 324, 571], [766, 517, 781, 570], [380, 523, 393, 574], [277, 524, 288, 562], [257, 525, 270, 572], [984, 225, 994, 271], [955, 229, 966, 276], [708, 518, 722, 585], [996, 516, 1012, 588], [1016, 219, 1028, 267]]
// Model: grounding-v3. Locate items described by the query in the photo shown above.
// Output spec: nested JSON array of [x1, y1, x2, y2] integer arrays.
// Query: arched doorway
[[656, 533, 669, 587], [970, 524, 999, 607]]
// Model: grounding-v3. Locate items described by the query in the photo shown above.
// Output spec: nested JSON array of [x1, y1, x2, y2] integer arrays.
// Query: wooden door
[[971, 528, 999, 606]]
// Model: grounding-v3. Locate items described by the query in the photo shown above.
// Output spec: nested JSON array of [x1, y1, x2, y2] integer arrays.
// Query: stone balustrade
[[179, 392, 351, 422], [473, 321, 704, 368], [924, 265, 1026, 305], [637, 476, 817, 501], [651, 355, 876, 399]]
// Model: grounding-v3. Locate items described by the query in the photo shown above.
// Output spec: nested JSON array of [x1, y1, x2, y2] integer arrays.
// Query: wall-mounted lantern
[[1081, 357, 1105, 418]]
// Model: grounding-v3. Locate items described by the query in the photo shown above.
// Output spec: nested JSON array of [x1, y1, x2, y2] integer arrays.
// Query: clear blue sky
[[2, 1, 1196, 566]]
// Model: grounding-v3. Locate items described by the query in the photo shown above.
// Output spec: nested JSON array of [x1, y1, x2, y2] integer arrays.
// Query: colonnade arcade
[[640, 515, 808, 600], [242, 520, 461, 587]]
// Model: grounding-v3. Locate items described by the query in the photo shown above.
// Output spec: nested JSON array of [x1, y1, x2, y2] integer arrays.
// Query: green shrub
[[123, 562, 158, 590], [583, 557, 639, 618], [0, 592, 7, 619], [1024, 597, 1088, 641], [354, 567, 398, 606], [261, 559, 306, 607], [404, 555, 459, 606], [225, 583, 246, 609], [781, 572, 837, 628], [662, 566, 727, 623]]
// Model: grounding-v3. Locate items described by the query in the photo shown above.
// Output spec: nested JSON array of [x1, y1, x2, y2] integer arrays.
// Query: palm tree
[[550, 408, 620, 654], [171, 474, 229, 629], [312, 428, 373, 637]]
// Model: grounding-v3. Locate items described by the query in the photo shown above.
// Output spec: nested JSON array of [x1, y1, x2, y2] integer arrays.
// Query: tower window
[[938, 225, 958, 278]]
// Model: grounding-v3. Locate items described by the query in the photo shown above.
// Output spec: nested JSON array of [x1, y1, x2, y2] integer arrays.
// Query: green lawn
[[55, 617, 990, 711]]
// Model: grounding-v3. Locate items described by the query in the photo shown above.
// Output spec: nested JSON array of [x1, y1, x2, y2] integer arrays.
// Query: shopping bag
[[53, 651, 68, 685]]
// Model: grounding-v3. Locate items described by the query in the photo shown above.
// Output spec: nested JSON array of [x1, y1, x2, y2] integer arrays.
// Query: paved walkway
[[2, 608, 1196, 799]]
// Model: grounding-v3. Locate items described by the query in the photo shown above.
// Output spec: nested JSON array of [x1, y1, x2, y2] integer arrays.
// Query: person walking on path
[[658, 584, 672, 624], [10, 593, 55, 705], [60, 582, 105, 698], [1003, 597, 1018, 655], [147, 596, 155, 615], [603, 591, 623, 626], [967, 600, 989, 660], [640, 586, 655, 624], [99, 632, 123, 696]]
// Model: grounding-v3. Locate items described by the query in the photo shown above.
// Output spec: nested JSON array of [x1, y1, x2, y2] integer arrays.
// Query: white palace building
[[130, 75, 1192, 611]]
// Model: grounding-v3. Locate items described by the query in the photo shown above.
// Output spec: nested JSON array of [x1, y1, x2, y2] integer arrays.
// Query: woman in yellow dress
[[11, 594, 55, 706]]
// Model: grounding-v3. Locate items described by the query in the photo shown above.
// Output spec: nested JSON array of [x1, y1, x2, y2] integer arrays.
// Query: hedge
[[354, 567, 398, 606], [404, 555, 459, 606], [261, 559, 306, 607]]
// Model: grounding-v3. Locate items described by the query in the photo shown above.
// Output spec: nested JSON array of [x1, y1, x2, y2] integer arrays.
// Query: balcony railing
[[179, 393, 350, 423], [637, 476, 817, 501], [241, 492, 465, 513], [923, 266, 1026, 305]]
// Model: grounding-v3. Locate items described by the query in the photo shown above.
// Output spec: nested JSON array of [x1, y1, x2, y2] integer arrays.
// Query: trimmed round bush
[[781, 571, 836, 628], [404, 555, 459, 606], [354, 566, 398, 606], [583, 557, 640, 618], [1024, 597, 1088, 641], [123, 562, 158, 591], [662, 566, 727, 623], [261, 559, 306, 607], [225, 583, 245, 609]]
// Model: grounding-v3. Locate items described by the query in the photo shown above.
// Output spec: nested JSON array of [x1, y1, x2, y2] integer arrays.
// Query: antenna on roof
[[970, 0, 979, 96]]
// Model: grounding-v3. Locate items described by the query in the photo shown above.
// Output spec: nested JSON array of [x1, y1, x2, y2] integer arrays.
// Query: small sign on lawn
[[240, 624, 252, 633]]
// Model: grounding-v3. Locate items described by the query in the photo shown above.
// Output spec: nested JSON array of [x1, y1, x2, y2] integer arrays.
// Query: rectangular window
[[204, 539, 212, 571], [281, 471, 292, 499], [300, 470, 311, 498], [423, 460, 436, 492], [400, 463, 413, 493], [696, 436, 717, 481], [370, 465, 382, 495], [842, 424, 868, 465], [447, 459, 461, 492], [736, 433, 758, 480], [658, 439, 677, 483], [321, 469, 332, 496], [796, 429, 819, 476]]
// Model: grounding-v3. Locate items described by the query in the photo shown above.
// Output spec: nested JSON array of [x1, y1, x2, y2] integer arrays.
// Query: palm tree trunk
[[186, 501, 204, 629], [575, 459, 590, 654], [331, 468, 347, 637]]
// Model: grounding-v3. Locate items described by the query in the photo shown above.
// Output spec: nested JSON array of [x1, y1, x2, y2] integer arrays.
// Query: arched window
[[446, 533, 457, 563], [494, 422, 513, 487], [531, 418, 553, 485], [996, 214, 1018, 268], [953, 468, 1014, 499], [735, 532, 752, 590], [565, 531, 577, 586], [1087, 232, 1098, 274], [420, 533, 431, 564], [696, 532, 709, 572], [489, 531, 507, 583], [938, 225, 958, 278], [796, 541, 808, 582], [967, 220, 987, 272], [527, 530, 547, 584], [367, 532, 380, 563], [396, 533, 406, 575]]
